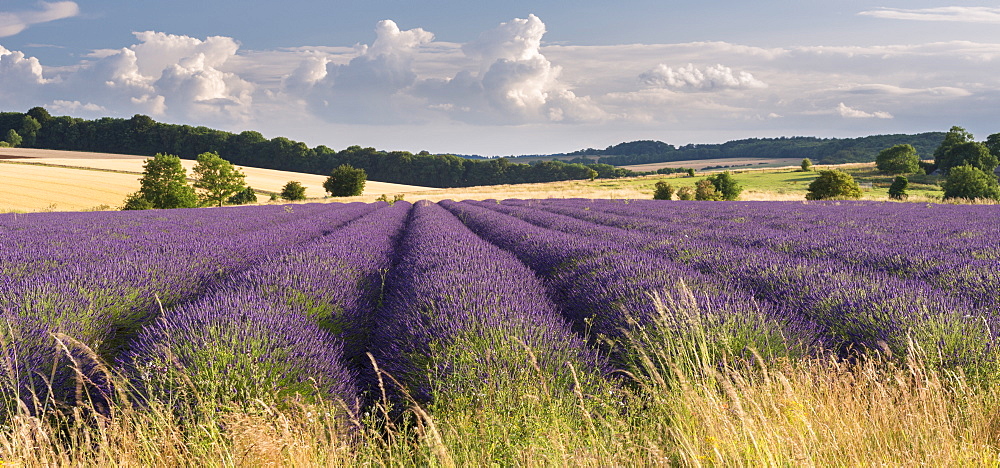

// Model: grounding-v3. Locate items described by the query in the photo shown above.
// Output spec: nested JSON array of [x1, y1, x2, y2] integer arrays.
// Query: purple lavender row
[[540, 199, 1000, 308], [439, 200, 821, 363], [372, 201, 606, 404], [1, 203, 381, 410], [512, 199, 996, 367], [119, 202, 412, 410]]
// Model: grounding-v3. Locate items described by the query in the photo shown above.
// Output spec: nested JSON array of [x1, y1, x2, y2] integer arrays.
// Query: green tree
[[941, 165, 1000, 201], [18, 115, 41, 147], [801, 158, 813, 172], [986, 133, 1000, 160], [3, 129, 22, 147], [806, 170, 863, 200], [281, 181, 307, 201], [324, 164, 367, 197], [695, 179, 723, 201], [876, 144, 921, 174], [888, 176, 908, 200], [676, 186, 695, 200], [653, 180, 675, 200], [707, 171, 742, 200], [933, 126, 975, 168], [227, 186, 258, 205], [192, 152, 247, 207], [938, 142, 998, 175], [125, 153, 198, 209], [686, 168, 696, 177]]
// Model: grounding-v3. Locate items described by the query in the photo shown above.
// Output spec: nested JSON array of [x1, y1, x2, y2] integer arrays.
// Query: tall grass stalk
[[3, 286, 999, 465]]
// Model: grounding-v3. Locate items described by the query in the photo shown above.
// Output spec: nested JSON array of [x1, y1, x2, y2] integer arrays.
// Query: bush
[[876, 144, 921, 174], [801, 158, 813, 172], [676, 186, 695, 200], [653, 181, 675, 200], [695, 179, 722, 201], [941, 165, 1000, 201], [121, 193, 154, 210], [707, 171, 742, 200], [888, 176, 908, 200], [806, 170, 862, 200], [227, 187, 258, 205], [324, 165, 367, 197], [280, 181, 307, 201]]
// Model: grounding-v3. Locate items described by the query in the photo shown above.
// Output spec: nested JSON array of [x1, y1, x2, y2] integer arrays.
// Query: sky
[[1, 1, 998, 156]]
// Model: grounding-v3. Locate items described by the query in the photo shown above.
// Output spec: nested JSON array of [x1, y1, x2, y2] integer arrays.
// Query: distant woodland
[[1, 108, 944, 188]]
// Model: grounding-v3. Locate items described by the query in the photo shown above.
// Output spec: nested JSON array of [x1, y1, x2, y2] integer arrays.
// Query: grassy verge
[[3, 285, 998, 466]]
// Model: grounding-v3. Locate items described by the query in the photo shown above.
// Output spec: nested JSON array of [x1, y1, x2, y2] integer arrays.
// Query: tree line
[[563, 133, 947, 166], [0, 108, 600, 188]]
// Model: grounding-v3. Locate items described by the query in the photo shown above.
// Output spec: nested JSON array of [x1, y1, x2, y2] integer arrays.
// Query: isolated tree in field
[[124, 153, 197, 209], [933, 126, 975, 165], [876, 144, 920, 174], [938, 142, 998, 175], [192, 152, 247, 207], [653, 181, 675, 200], [676, 186, 695, 200], [3, 129, 21, 147], [806, 170, 862, 200], [695, 179, 723, 201], [227, 186, 258, 205], [941, 165, 1000, 201], [707, 171, 742, 200], [801, 158, 813, 172], [324, 164, 367, 197], [888, 176, 908, 200], [686, 168, 696, 177], [281, 181, 307, 201]]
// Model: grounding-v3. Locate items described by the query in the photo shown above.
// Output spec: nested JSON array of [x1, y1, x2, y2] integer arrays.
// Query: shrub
[[324, 165, 367, 197], [227, 187, 258, 205], [281, 181, 307, 201], [653, 181, 675, 200], [941, 165, 1000, 201], [121, 193, 154, 210], [801, 158, 813, 172], [695, 179, 722, 201], [806, 170, 862, 200], [707, 171, 742, 200], [676, 186, 695, 200], [888, 176, 908, 200], [876, 144, 921, 174]]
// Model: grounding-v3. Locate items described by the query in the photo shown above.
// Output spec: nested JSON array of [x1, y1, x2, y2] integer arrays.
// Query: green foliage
[[707, 171, 742, 200], [695, 179, 723, 201], [933, 126, 975, 166], [192, 152, 247, 207], [938, 142, 998, 175], [806, 170, 862, 200], [686, 168, 696, 177], [227, 186, 258, 205], [324, 164, 367, 197], [941, 165, 1000, 201], [987, 133, 1000, 160], [801, 158, 813, 171], [127, 153, 198, 209], [653, 181, 675, 200], [888, 176, 909, 200], [280, 181, 307, 201], [18, 115, 40, 147], [3, 129, 21, 147], [676, 186, 695, 200], [121, 192, 154, 210], [876, 144, 921, 174]]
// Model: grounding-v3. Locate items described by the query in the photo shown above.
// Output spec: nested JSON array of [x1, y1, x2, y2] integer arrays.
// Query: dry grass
[[0, 148, 439, 212], [620, 157, 802, 172]]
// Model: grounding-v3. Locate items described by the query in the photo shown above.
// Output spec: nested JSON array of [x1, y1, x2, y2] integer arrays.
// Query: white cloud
[[837, 103, 893, 119], [859, 7, 1000, 24], [640, 63, 767, 91], [49, 99, 105, 114], [0, 1, 79, 38]]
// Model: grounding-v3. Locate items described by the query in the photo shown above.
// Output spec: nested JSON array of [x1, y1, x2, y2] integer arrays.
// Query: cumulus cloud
[[0, 1, 79, 37], [0, 45, 49, 107], [49, 99, 106, 114], [837, 103, 893, 119], [859, 7, 1000, 24], [640, 63, 767, 91]]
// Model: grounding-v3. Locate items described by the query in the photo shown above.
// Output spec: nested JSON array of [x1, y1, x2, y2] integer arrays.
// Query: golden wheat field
[[0, 148, 441, 212]]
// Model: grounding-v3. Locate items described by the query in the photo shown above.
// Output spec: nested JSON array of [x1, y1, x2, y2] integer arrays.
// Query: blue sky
[[1, 1, 999, 155]]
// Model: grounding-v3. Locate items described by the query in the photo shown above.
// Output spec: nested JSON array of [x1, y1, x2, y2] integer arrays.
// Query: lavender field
[[2, 199, 1000, 465]]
